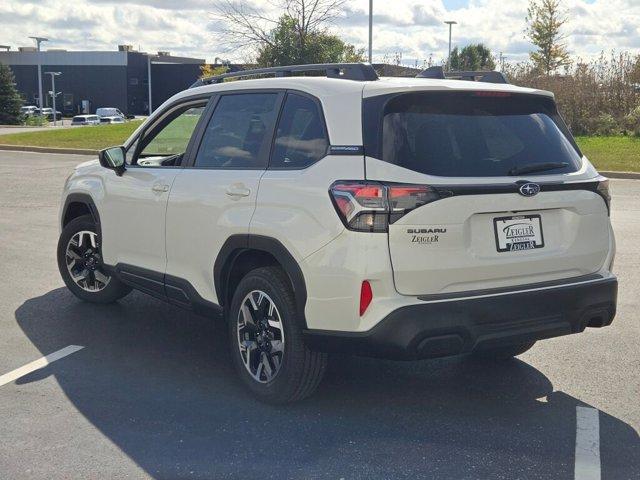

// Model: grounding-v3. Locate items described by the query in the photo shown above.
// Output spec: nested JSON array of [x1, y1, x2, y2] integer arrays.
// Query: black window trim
[[183, 89, 286, 171], [126, 93, 214, 169], [266, 89, 331, 171]]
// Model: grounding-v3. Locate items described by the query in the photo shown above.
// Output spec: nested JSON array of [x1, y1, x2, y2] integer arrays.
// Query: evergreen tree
[[0, 63, 23, 125]]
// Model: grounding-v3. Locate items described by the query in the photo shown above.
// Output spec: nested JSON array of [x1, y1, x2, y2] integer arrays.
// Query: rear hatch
[[362, 89, 611, 296]]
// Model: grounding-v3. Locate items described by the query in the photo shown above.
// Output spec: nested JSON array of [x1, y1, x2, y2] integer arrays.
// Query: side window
[[138, 105, 205, 166], [194, 93, 279, 169], [134, 104, 206, 167], [270, 93, 329, 169]]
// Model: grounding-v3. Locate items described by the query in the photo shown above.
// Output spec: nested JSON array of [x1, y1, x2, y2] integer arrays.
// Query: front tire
[[472, 341, 536, 361], [228, 267, 327, 404], [57, 214, 131, 303]]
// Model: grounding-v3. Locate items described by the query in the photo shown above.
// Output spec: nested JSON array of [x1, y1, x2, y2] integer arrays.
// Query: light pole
[[444, 21, 457, 71], [29, 36, 48, 110], [147, 55, 153, 115], [368, 0, 373, 64], [45, 71, 61, 126], [499, 52, 506, 72]]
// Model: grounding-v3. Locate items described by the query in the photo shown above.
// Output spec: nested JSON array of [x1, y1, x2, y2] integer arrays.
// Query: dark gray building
[[0, 46, 204, 115]]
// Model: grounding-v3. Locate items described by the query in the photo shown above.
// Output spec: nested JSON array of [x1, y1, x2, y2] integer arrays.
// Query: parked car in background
[[71, 115, 101, 126], [37, 108, 63, 121], [99, 116, 125, 124], [96, 107, 125, 120], [20, 106, 38, 117]]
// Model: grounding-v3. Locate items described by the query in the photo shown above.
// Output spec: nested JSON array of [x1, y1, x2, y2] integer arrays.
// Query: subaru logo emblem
[[519, 183, 540, 197]]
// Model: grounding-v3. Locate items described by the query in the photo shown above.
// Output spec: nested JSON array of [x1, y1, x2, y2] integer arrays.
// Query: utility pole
[[499, 52, 506, 71], [368, 0, 373, 63], [444, 21, 457, 71], [45, 71, 61, 126], [29, 36, 48, 110]]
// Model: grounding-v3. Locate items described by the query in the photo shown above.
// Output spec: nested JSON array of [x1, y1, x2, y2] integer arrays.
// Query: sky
[[1, 0, 639, 66]]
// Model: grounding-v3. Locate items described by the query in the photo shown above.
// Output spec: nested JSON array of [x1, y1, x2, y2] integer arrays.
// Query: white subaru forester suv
[[58, 63, 617, 403]]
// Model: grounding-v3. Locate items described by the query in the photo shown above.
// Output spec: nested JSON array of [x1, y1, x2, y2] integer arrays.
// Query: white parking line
[[0, 345, 84, 388], [575, 406, 601, 480]]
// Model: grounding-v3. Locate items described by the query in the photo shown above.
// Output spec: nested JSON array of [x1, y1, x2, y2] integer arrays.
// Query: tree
[[0, 63, 23, 125], [449, 44, 496, 71], [199, 64, 229, 79], [526, 0, 571, 74], [256, 15, 365, 67], [212, 0, 363, 66]]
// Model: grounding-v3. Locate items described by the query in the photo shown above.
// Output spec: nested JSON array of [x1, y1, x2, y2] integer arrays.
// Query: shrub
[[623, 106, 640, 136], [505, 52, 640, 136], [23, 115, 48, 127], [590, 114, 620, 136]]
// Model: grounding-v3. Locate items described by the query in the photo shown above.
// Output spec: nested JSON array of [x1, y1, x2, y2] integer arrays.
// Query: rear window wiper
[[508, 162, 569, 176]]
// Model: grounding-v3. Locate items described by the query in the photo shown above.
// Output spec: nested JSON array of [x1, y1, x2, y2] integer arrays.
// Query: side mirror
[[99, 146, 126, 176]]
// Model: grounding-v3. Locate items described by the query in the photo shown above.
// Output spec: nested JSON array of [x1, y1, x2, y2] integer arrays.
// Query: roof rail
[[416, 66, 509, 84], [191, 63, 378, 88]]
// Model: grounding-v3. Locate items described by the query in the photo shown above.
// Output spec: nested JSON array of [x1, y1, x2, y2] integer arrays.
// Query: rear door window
[[194, 93, 279, 169], [270, 93, 329, 169], [365, 92, 582, 177]]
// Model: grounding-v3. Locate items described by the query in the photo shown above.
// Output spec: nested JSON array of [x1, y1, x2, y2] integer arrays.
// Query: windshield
[[364, 92, 582, 177]]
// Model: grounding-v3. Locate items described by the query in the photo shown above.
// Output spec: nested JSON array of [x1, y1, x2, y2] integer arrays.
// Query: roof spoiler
[[416, 66, 509, 84], [191, 63, 379, 88]]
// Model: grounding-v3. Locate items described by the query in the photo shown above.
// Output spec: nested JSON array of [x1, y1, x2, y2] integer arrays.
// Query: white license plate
[[493, 215, 545, 252]]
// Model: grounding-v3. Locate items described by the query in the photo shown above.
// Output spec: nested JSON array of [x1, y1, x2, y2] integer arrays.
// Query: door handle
[[226, 184, 251, 198], [152, 183, 170, 193]]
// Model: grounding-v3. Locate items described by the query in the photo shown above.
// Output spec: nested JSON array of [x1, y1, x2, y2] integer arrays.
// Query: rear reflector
[[360, 280, 373, 316]]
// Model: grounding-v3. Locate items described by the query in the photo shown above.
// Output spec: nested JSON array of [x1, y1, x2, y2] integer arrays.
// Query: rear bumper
[[303, 276, 618, 360]]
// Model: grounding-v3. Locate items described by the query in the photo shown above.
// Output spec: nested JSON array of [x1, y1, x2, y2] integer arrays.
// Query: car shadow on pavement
[[15, 288, 640, 480]]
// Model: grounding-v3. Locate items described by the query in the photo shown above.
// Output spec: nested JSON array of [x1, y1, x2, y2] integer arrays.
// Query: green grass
[[0, 123, 638, 172], [141, 115, 200, 155], [575, 136, 640, 172], [0, 121, 142, 150]]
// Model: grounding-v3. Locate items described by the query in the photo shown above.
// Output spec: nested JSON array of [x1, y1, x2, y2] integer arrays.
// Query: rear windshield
[[363, 92, 582, 177]]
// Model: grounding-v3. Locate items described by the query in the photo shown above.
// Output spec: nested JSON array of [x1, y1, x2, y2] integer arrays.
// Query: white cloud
[[0, 0, 638, 64]]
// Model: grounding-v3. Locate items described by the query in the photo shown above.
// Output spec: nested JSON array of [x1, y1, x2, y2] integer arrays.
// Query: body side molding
[[104, 263, 223, 317]]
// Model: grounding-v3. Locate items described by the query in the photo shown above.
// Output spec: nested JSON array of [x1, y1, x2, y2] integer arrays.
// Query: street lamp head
[[45, 71, 61, 76], [29, 36, 49, 44], [444, 21, 457, 25]]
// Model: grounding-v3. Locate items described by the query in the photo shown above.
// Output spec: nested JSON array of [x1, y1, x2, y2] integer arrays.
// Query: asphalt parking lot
[[0, 150, 638, 480]]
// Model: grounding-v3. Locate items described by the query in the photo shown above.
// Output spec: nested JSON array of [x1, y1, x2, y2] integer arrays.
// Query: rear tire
[[472, 341, 536, 361], [57, 214, 131, 304], [228, 266, 327, 404]]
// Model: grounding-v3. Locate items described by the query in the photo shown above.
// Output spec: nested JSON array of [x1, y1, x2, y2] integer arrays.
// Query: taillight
[[329, 181, 388, 232], [473, 91, 512, 97], [329, 181, 440, 232], [359, 280, 373, 316], [387, 184, 440, 224], [596, 177, 611, 215]]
